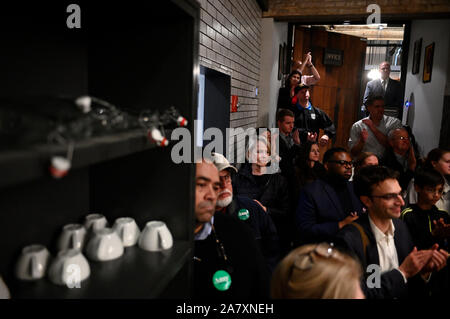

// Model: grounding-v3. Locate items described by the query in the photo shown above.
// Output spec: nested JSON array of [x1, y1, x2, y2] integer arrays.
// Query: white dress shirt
[[368, 215, 407, 283], [381, 78, 389, 92]]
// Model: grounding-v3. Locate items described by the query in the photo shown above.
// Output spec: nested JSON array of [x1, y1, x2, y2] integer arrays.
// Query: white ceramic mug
[[57, 224, 87, 252], [112, 217, 141, 247], [138, 221, 173, 252], [48, 249, 90, 286], [85, 228, 124, 261], [15, 245, 50, 281], [84, 214, 108, 233], [0, 276, 10, 299]]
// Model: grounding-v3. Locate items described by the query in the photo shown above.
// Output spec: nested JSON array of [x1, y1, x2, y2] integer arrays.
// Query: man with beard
[[193, 159, 270, 299], [336, 165, 448, 298], [295, 147, 364, 244], [210, 152, 280, 273]]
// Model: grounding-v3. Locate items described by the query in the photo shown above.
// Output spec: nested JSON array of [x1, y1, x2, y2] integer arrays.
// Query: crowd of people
[[192, 57, 450, 299]]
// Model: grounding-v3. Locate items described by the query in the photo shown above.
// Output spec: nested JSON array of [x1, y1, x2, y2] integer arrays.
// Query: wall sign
[[323, 48, 343, 66]]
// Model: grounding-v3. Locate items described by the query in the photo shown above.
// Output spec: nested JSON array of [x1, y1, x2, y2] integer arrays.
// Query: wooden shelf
[[8, 241, 191, 299], [0, 129, 158, 189]]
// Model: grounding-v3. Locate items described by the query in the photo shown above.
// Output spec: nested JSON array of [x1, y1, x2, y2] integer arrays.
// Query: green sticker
[[238, 209, 250, 221], [212, 270, 232, 291]]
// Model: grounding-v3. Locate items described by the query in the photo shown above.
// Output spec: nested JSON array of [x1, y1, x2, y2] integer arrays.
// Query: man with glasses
[[383, 127, 419, 190], [295, 147, 364, 245], [210, 152, 280, 273], [337, 165, 448, 298]]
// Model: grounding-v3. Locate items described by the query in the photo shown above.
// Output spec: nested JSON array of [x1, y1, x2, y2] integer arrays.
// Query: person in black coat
[[295, 148, 364, 245], [233, 136, 291, 256], [210, 152, 280, 274], [336, 165, 448, 299], [193, 160, 270, 299], [363, 61, 403, 119]]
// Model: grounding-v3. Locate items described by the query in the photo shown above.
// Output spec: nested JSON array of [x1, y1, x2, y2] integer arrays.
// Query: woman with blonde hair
[[271, 243, 365, 299]]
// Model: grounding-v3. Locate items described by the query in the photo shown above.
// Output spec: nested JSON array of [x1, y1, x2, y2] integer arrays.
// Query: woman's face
[[363, 155, 379, 167], [309, 144, 320, 162], [249, 141, 270, 167], [433, 152, 450, 176], [290, 73, 300, 87]]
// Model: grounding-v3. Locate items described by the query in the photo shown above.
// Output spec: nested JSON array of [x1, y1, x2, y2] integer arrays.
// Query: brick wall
[[198, 0, 262, 161]]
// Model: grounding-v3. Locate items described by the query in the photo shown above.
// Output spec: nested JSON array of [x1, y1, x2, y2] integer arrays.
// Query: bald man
[[363, 62, 403, 119]]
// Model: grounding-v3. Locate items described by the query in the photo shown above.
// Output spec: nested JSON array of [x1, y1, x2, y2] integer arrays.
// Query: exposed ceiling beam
[[264, 0, 450, 23]]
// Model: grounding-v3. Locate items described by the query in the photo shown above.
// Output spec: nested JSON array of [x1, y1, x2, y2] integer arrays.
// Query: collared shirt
[[368, 215, 407, 283], [348, 115, 402, 159], [194, 216, 214, 241]]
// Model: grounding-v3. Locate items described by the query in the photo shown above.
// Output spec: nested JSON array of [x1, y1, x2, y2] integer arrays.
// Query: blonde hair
[[271, 244, 363, 299]]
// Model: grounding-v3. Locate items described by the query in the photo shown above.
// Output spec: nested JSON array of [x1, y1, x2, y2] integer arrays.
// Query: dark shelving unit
[[0, 0, 199, 298]]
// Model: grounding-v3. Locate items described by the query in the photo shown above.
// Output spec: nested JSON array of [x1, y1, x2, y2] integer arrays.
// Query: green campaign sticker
[[238, 209, 250, 221], [212, 270, 232, 291]]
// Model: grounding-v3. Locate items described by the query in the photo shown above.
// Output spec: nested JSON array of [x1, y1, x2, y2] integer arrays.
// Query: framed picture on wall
[[423, 42, 435, 83], [412, 38, 422, 74]]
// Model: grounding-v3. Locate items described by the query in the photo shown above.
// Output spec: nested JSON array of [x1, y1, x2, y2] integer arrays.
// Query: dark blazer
[[363, 78, 403, 116], [295, 178, 364, 244], [336, 214, 426, 299]]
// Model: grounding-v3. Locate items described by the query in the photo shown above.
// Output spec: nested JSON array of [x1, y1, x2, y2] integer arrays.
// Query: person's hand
[[253, 199, 267, 213], [307, 132, 317, 142], [338, 212, 359, 229], [362, 119, 374, 130], [407, 146, 417, 171], [421, 244, 448, 273], [360, 129, 369, 143], [398, 247, 432, 279], [432, 218, 450, 238], [293, 129, 301, 145], [319, 134, 329, 147], [304, 52, 312, 66]]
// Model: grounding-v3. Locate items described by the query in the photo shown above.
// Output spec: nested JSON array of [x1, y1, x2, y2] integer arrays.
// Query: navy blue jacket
[[295, 178, 364, 244], [336, 214, 427, 299]]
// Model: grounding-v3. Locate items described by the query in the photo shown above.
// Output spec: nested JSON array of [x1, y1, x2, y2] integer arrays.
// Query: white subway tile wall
[[198, 0, 262, 158]]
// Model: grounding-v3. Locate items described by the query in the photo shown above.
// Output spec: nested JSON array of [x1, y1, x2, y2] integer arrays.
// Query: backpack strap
[[351, 222, 369, 261]]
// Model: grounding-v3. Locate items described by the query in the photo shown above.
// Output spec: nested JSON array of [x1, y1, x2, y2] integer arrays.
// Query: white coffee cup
[[0, 276, 10, 299], [84, 214, 108, 233], [85, 228, 124, 261], [57, 224, 87, 252], [138, 221, 173, 252], [15, 244, 50, 281], [48, 249, 90, 286], [112, 217, 141, 247]]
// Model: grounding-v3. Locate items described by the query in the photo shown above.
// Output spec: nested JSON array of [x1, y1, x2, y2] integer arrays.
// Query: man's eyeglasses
[[293, 243, 338, 270], [394, 136, 409, 141], [370, 193, 403, 201], [328, 160, 353, 167]]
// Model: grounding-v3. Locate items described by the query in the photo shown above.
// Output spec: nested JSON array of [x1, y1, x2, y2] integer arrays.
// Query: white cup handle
[[30, 255, 40, 278], [158, 230, 170, 250]]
